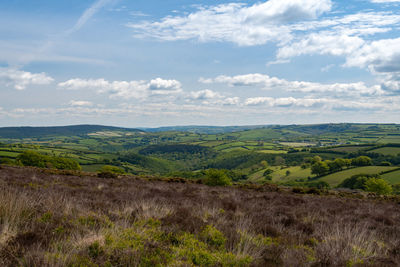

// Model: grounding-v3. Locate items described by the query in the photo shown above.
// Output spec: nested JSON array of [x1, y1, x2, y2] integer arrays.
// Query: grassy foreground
[[1, 166, 400, 266]]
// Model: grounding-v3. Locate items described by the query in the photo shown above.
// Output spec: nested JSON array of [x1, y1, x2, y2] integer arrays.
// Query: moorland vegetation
[[1, 165, 400, 266]]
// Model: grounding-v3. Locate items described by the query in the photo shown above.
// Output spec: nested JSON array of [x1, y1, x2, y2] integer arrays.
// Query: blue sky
[[1, 0, 400, 127]]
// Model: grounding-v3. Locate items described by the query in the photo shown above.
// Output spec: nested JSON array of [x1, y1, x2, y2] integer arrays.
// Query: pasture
[[369, 147, 400, 156], [381, 169, 400, 184], [319, 166, 398, 187]]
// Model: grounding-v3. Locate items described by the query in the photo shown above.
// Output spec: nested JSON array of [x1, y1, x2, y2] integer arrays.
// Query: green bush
[[98, 165, 126, 178], [203, 169, 232, 186], [17, 151, 81, 170], [351, 156, 372, 167], [364, 178, 392, 195], [338, 174, 379, 190], [200, 225, 227, 250], [392, 184, 400, 195], [311, 161, 329, 176]]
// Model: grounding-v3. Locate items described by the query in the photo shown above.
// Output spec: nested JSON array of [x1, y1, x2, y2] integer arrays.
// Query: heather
[[1, 165, 400, 266]]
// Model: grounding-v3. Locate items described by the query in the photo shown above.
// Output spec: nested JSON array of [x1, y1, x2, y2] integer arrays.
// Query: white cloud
[[148, 78, 182, 95], [187, 89, 239, 106], [371, 0, 400, 2], [244, 96, 397, 111], [345, 38, 400, 73], [220, 97, 240, 105], [0, 68, 54, 90], [67, 0, 114, 34], [245, 97, 322, 107], [203, 73, 384, 96], [189, 89, 224, 100], [69, 100, 93, 107], [277, 33, 365, 59], [277, 11, 400, 60], [128, 0, 331, 46], [58, 77, 182, 99]]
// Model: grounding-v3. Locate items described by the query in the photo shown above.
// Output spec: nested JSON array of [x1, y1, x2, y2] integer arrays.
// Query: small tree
[[98, 165, 126, 178], [263, 168, 273, 180], [311, 156, 322, 164], [351, 156, 372, 167], [364, 178, 392, 195], [338, 174, 376, 190], [204, 169, 232, 186], [311, 161, 329, 177]]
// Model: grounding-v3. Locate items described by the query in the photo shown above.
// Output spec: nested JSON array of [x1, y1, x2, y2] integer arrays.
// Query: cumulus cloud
[[128, 0, 331, 46], [189, 89, 224, 100], [0, 68, 54, 90], [187, 89, 239, 106], [148, 78, 182, 95], [202, 73, 384, 96], [345, 38, 400, 73], [244, 96, 396, 111], [277, 12, 400, 59], [245, 97, 323, 107], [69, 100, 93, 107], [58, 77, 182, 99], [277, 33, 365, 59]]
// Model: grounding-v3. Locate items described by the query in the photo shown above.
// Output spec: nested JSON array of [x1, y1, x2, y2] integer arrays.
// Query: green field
[[319, 166, 398, 187], [271, 166, 312, 182], [258, 149, 287, 154], [329, 146, 371, 153], [1, 124, 400, 184], [0, 151, 20, 158], [248, 166, 312, 183], [381, 170, 400, 184], [369, 147, 400, 156], [378, 137, 400, 144]]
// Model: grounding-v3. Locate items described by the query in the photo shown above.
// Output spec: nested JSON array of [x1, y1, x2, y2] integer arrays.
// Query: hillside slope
[[0, 165, 399, 266], [0, 125, 142, 139]]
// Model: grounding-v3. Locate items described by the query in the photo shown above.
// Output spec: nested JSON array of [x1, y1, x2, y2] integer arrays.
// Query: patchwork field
[[319, 166, 398, 187], [369, 147, 400, 156], [381, 169, 400, 184]]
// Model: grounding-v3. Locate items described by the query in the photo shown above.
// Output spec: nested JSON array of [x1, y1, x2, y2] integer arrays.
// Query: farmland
[[1, 124, 400, 266], [381, 169, 400, 184], [1, 123, 400, 188], [318, 166, 398, 187], [369, 147, 400, 156]]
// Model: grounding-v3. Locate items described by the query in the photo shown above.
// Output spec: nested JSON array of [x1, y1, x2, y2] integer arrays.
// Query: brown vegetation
[[0, 165, 400, 266]]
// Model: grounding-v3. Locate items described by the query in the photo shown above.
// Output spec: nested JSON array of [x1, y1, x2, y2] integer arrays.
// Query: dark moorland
[[1, 165, 400, 266]]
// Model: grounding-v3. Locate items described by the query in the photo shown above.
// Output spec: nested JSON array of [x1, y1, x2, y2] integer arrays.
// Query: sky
[[0, 0, 400, 127]]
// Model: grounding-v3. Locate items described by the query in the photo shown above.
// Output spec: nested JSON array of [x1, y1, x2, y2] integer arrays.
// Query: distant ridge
[[0, 125, 142, 139], [139, 125, 271, 134], [0, 123, 399, 138]]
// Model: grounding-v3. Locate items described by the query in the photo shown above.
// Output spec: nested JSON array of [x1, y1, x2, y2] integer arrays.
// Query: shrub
[[364, 178, 392, 195], [17, 150, 81, 170], [98, 165, 125, 178], [392, 184, 400, 195], [203, 169, 232, 186], [311, 161, 329, 176], [351, 156, 372, 167], [200, 225, 227, 250], [338, 174, 379, 190]]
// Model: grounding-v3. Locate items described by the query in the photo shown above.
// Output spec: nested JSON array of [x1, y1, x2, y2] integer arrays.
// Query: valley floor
[[0, 165, 400, 266]]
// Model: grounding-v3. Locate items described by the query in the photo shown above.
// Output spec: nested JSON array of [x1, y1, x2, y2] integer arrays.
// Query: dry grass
[[0, 165, 400, 266]]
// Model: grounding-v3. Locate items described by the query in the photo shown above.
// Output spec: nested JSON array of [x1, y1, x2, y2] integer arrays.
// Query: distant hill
[[141, 123, 400, 135], [0, 125, 143, 139], [0, 123, 399, 139], [140, 125, 272, 134]]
